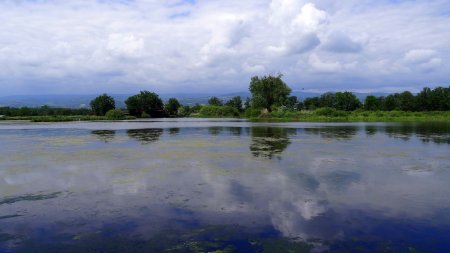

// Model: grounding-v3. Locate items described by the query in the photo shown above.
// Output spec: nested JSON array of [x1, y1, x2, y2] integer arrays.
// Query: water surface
[[0, 119, 449, 252]]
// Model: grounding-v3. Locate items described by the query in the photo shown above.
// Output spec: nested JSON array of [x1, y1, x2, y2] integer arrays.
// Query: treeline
[[301, 87, 449, 111], [1, 76, 448, 120], [89, 91, 246, 119], [0, 105, 91, 117]]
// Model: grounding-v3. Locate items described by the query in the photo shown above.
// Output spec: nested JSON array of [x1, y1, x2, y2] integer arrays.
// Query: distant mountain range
[[0, 92, 390, 108]]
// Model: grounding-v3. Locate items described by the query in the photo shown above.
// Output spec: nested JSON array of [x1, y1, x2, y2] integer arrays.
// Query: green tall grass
[[249, 109, 450, 122]]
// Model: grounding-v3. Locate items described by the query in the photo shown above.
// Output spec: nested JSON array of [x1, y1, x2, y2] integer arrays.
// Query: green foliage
[[398, 91, 416, 111], [177, 106, 191, 117], [244, 97, 251, 109], [225, 96, 243, 112], [105, 109, 125, 120], [285, 96, 298, 109], [249, 74, 291, 112], [314, 107, 349, 117], [30, 115, 106, 122], [208, 97, 223, 106], [303, 97, 320, 110], [416, 86, 450, 111], [190, 103, 202, 113], [90, 94, 115, 116], [335, 92, 362, 111], [199, 105, 240, 117], [165, 98, 181, 116], [248, 110, 450, 122], [244, 108, 262, 118], [300, 86, 449, 112], [364, 96, 380, 111], [125, 91, 164, 118], [384, 94, 400, 110], [319, 92, 337, 108], [0, 106, 91, 117]]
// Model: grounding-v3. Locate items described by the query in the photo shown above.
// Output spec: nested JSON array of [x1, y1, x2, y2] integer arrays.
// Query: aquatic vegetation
[[0, 214, 22, 220], [0, 121, 449, 252], [0, 192, 61, 205]]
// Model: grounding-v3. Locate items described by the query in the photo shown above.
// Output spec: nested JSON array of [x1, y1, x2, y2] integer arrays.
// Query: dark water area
[[0, 120, 449, 252]]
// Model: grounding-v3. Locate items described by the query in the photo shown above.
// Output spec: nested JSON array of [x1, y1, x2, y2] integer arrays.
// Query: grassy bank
[[1, 110, 449, 122], [0, 115, 136, 122], [249, 109, 450, 122]]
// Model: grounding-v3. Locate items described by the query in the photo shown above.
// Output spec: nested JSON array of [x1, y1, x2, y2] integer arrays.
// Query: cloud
[[322, 32, 363, 53], [0, 0, 449, 95], [106, 34, 145, 58], [307, 54, 357, 74], [267, 2, 326, 55], [403, 49, 442, 72]]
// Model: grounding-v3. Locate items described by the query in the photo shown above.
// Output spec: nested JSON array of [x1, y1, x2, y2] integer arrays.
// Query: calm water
[[0, 119, 449, 253]]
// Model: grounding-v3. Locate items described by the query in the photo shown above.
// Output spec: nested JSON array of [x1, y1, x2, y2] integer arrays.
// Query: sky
[[0, 0, 449, 95]]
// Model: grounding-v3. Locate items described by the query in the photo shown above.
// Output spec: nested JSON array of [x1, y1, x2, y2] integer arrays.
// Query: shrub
[[105, 109, 125, 120], [199, 105, 239, 117], [314, 107, 349, 117], [244, 108, 261, 118]]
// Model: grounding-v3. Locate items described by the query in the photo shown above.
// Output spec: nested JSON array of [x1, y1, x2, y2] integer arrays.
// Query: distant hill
[[0, 91, 390, 108]]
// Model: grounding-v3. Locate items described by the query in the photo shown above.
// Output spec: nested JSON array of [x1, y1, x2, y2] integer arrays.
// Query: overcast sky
[[1, 0, 449, 95]]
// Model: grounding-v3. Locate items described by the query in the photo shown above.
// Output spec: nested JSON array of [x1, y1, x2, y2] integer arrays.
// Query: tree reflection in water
[[226, 127, 242, 136], [250, 127, 296, 159], [208, 127, 223, 136], [303, 126, 358, 140], [168, 128, 180, 136], [91, 130, 116, 143], [384, 123, 450, 144], [127, 129, 163, 144]]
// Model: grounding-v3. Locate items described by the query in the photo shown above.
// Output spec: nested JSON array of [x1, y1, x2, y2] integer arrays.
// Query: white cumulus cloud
[[0, 0, 449, 94]]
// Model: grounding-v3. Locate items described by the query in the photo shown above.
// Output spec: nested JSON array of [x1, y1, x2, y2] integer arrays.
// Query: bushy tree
[[90, 94, 115, 116], [417, 86, 450, 111], [384, 94, 400, 111], [319, 92, 336, 108], [398, 91, 416, 111], [244, 97, 251, 109], [285, 96, 298, 110], [249, 74, 291, 112], [225, 96, 243, 112], [364, 95, 380, 111], [199, 105, 239, 117], [430, 86, 450, 111], [208, 97, 223, 106], [177, 105, 191, 117], [125, 91, 164, 118], [303, 97, 320, 110], [165, 98, 181, 116], [190, 103, 203, 114], [335, 92, 361, 111], [105, 109, 125, 120], [416, 87, 432, 111]]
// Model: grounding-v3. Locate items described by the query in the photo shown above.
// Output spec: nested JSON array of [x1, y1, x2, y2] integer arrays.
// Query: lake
[[0, 119, 449, 252]]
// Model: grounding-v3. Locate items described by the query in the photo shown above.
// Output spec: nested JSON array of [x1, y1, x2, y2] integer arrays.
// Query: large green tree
[[364, 95, 380, 111], [384, 94, 400, 111], [398, 91, 416, 111], [319, 92, 337, 108], [165, 98, 181, 116], [249, 74, 291, 112], [285, 96, 298, 110], [125, 91, 164, 118], [208, 97, 223, 106], [303, 97, 320, 110], [335, 92, 361, 111], [225, 96, 243, 112], [90, 94, 115, 116]]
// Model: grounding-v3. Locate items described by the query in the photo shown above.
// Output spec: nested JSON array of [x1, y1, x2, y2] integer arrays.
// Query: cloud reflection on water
[[0, 122, 449, 251]]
